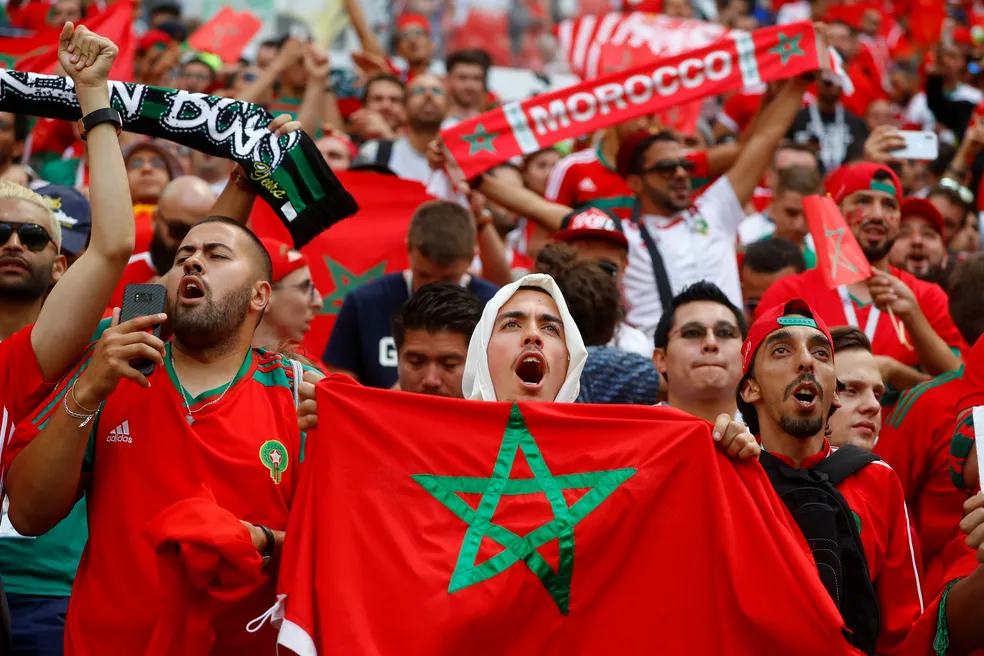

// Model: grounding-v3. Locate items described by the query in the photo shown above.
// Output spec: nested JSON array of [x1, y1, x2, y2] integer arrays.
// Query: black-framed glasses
[[641, 159, 695, 176], [274, 278, 318, 301], [669, 321, 742, 341], [0, 221, 52, 252]]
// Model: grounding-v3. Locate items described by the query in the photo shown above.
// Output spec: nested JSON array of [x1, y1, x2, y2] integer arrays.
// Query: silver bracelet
[[62, 392, 96, 428]]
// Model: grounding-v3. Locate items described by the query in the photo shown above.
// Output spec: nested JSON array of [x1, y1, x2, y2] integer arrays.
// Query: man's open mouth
[[791, 382, 820, 409], [514, 352, 546, 388], [178, 276, 207, 304]]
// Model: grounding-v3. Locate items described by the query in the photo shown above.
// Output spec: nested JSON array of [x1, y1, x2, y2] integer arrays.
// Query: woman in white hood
[[462, 274, 760, 460], [463, 274, 585, 403]]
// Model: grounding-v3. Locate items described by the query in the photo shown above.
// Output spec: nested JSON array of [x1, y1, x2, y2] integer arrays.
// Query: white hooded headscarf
[[462, 273, 588, 403]]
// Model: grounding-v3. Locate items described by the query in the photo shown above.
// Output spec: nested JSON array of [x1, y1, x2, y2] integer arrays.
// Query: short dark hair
[[362, 73, 406, 104], [653, 281, 747, 350], [150, 2, 180, 19], [742, 238, 807, 274], [773, 141, 819, 171], [391, 282, 484, 351], [948, 253, 984, 344], [830, 326, 872, 354], [776, 165, 822, 196], [626, 130, 679, 176], [930, 143, 957, 179], [406, 201, 477, 266], [535, 243, 620, 346], [193, 216, 273, 283], [446, 49, 491, 79], [929, 184, 974, 215]]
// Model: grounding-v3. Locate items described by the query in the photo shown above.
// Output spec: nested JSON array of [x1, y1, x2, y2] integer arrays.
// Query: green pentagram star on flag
[[825, 227, 859, 279], [461, 123, 499, 156], [412, 404, 635, 614], [770, 32, 805, 66], [318, 257, 388, 315]]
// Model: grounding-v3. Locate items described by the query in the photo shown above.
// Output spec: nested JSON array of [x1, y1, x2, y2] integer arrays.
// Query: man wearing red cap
[[253, 239, 323, 353], [394, 14, 435, 82], [888, 197, 949, 285], [738, 299, 923, 655], [757, 161, 963, 380]]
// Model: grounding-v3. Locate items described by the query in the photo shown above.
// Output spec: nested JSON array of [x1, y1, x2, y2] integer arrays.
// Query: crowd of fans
[[3, 0, 984, 654]]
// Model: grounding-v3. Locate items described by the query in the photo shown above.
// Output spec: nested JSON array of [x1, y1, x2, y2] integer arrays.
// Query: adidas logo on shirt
[[578, 178, 597, 192], [106, 421, 132, 444]]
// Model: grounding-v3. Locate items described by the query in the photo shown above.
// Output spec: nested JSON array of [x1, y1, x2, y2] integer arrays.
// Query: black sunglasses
[[0, 221, 52, 252], [597, 260, 619, 276], [641, 159, 696, 175], [156, 210, 192, 241]]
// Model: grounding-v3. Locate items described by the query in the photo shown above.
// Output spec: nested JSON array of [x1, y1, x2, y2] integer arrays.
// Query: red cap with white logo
[[553, 208, 628, 248]]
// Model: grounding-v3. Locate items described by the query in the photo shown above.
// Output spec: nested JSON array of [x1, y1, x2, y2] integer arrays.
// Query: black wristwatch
[[254, 523, 276, 564], [77, 108, 123, 141]]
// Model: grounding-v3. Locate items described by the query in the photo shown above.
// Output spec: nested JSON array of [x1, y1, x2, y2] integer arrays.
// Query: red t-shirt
[[756, 266, 963, 369], [0, 326, 50, 480], [544, 146, 711, 221], [772, 440, 925, 654], [717, 90, 764, 134], [5, 344, 314, 654], [109, 252, 159, 310], [876, 370, 969, 597]]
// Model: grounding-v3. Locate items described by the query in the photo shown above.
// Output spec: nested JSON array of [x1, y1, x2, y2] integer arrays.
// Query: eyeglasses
[[939, 178, 975, 206], [180, 71, 213, 82], [409, 86, 445, 97], [155, 210, 192, 241], [641, 159, 695, 176], [275, 278, 318, 301], [128, 155, 167, 171], [0, 221, 52, 252], [669, 321, 742, 342]]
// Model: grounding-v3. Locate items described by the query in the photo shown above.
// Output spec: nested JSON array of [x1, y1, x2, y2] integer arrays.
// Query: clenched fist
[[57, 23, 119, 89]]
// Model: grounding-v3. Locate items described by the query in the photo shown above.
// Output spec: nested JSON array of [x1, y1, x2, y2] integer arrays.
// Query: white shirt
[[622, 176, 745, 341], [609, 322, 653, 358], [356, 137, 432, 184]]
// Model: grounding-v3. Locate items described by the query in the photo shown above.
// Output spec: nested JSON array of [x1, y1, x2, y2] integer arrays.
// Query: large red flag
[[249, 172, 433, 360], [187, 7, 263, 65], [3, 1, 136, 80], [803, 194, 872, 289], [274, 378, 860, 656]]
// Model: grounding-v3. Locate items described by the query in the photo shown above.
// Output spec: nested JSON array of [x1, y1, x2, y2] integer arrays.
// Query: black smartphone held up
[[119, 283, 167, 377]]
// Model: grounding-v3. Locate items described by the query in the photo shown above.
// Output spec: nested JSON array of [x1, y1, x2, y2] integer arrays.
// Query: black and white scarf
[[0, 69, 358, 247]]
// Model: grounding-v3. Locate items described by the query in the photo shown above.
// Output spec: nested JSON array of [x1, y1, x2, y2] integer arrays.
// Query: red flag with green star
[[249, 172, 434, 360], [274, 377, 861, 656]]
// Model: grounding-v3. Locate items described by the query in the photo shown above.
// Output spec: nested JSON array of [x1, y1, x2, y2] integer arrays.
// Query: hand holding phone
[[891, 130, 939, 161], [119, 283, 168, 376]]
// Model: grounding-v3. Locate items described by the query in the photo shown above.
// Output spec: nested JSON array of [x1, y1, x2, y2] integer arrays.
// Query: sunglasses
[[0, 221, 52, 252], [156, 210, 192, 241], [669, 321, 742, 342], [939, 178, 975, 206], [409, 86, 445, 97], [641, 159, 696, 175], [597, 260, 619, 276], [128, 155, 167, 171]]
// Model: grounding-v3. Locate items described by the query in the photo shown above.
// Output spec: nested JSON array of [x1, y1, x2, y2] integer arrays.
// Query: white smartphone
[[892, 130, 939, 161]]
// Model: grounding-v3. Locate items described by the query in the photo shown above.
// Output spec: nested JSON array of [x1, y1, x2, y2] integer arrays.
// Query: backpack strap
[[629, 199, 674, 313], [812, 444, 880, 488], [376, 140, 394, 167]]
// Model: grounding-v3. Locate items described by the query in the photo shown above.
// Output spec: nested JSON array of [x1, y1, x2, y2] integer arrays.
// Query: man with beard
[[3, 217, 322, 654], [442, 49, 490, 128], [354, 73, 446, 184], [889, 197, 949, 286], [737, 299, 923, 655], [758, 162, 963, 380], [108, 175, 216, 308], [392, 282, 484, 397]]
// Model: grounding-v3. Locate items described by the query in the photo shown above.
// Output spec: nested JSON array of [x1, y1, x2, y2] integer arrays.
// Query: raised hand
[[57, 23, 119, 89]]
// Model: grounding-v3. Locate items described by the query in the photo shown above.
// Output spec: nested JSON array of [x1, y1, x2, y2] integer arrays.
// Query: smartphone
[[119, 283, 167, 377], [892, 130, 939, 161]]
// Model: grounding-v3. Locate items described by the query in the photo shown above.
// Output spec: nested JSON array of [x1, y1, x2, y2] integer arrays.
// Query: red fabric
[[877, 373, 970, 597], [900, 197, 944, 235], [249, 171, 431, 361], [187, 7, 262, 64], [0, 325, 52, 485], [756, 266, 962, 369], [442, 22, 827, 180], [718, 89, 763, 133], [803, 194, 873, 288], [260, 238, 308, 283], [741, 297, 833, 373], [957, 335, 984, 416], [395, 13, 430, 34], [5, 349, 308, 654], [141, 485, 263, 656], [908, 0, 946, 48], [108, 253, 158, 310], [276, 378, 858, 655], [769, 441, 925, 654]]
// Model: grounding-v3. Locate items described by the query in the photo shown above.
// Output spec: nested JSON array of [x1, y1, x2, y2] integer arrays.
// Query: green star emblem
[[461, 123, 499, 156], [769, 32, 805, 66], [318, 257, 387, 315], [413, 404, 635, 614]]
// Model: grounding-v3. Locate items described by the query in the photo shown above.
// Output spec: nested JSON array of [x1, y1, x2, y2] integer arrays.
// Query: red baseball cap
[[825, 162, 902, 204], [260, 238, 309, 283], [900, 197, 944, 235], [553, 208, 628, 248], [741, 299, 833, 375], [616, 129, 659, 179], [396, 13, 431, 35]]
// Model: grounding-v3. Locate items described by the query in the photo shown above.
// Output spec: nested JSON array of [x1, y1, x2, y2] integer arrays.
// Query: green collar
[[848, 293, 872, 308], [163, 342, 253, 406], [596, 142, 616, 172]]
